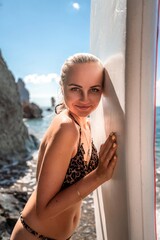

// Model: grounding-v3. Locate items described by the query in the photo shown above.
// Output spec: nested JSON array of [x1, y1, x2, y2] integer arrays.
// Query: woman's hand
[[96, 132, 118, 183]]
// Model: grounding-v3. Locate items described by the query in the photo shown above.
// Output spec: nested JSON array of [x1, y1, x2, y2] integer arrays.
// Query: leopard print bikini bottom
[[20, 213, 71, 240]]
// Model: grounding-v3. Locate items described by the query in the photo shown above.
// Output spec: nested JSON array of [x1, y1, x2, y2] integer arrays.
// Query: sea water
[[24, 107, 55, 141], [156, 106, 160, 239], [25, 106, 160, 238]]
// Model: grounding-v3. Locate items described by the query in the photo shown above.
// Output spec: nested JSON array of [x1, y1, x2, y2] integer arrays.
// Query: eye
[[70, 87, 81, 92], [90, 88, 101, 93]]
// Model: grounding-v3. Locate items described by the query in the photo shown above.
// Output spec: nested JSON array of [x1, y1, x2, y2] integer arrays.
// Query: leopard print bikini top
[[60, 115, 99, 190]]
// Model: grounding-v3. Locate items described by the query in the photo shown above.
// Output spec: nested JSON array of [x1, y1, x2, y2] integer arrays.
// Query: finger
[[100, 132, 116, 150], [108, 156, 118, 179], [105, 145, 117, 166], [99, 133, 117, 158], [108, 155, 118, 169], [100, 141, 117, 163], [109, 132, 116, 138]]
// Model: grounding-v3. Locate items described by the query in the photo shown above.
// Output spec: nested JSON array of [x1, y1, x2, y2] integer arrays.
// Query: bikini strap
[[69, 113, 82, 145], [69, 113, 80, 126]]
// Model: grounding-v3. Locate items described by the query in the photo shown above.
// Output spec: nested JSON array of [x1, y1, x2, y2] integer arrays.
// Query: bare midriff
[[15, 190, 82, 240]]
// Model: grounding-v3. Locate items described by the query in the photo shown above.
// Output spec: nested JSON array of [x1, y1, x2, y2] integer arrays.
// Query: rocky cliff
[[17, 78, 30, 104], [0, 51, 37, 160], [17, 78, 43, 119]]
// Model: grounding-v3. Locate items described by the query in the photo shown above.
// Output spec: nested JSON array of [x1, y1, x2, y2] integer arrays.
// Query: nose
[[80, 91, 89, 102]]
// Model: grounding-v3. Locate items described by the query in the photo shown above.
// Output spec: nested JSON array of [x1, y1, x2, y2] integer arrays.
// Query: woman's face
[[62, 62, 103, 117]]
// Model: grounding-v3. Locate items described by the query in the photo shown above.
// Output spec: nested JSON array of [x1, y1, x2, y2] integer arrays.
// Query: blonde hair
[[55, 53, 103, 114], [60, 53, 102, 84]]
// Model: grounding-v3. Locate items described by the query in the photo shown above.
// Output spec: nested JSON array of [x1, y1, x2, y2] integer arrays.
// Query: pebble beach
[[0, 151, 96, 240]]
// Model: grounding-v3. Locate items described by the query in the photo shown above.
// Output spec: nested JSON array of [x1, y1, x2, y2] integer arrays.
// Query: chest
[[60, 142, 99, 190]]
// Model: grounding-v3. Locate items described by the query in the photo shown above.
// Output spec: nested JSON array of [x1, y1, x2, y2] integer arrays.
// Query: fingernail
[[109, 132, 114, 137], [111, 134, 116, 141], [113, 155, 117, 160], [113, 143, 117, 148]]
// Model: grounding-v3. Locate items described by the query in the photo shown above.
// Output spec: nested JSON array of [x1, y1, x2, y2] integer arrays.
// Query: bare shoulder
[[54, 111, 79, 136], [42, 111, 79, 146], [36, 111, 79, 181]]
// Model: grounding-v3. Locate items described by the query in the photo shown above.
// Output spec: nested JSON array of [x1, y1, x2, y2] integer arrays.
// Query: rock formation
[[17, 78, 43, 119], [17, 78, 29, 104], [23, 102, 43, 118], [51, 96, 56, 107], [0, 51, 38, 160]]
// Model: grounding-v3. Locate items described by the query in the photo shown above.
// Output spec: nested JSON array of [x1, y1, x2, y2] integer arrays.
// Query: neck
[[68, 111, 89, 129]]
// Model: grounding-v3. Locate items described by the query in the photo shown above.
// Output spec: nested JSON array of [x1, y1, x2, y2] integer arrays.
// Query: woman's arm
[[46, 152, 117, 220], [36, 120, 79, 216], [36, 123, 117, 220]]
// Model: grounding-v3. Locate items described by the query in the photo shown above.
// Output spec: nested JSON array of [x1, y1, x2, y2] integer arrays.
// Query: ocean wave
[[156, 209, 160, 240]]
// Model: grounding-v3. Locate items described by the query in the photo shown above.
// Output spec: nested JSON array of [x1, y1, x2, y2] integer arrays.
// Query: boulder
[[23, 102, 43, 119], [0, 191, 28, 237], [17, 78, 43, 119], [0, 51, 38, 160]]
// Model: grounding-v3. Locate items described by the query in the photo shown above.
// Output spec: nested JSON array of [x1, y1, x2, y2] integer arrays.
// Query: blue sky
[[0, 0, 91, 106], [0, 0, 159, 106]]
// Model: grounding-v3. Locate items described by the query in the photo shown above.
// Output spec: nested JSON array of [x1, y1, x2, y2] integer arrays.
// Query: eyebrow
[[68, 84, 102, 88], [68, 84, 82, 88]]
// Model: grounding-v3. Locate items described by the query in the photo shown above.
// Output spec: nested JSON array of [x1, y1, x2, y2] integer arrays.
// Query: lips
[[75, 105, 91, 110]]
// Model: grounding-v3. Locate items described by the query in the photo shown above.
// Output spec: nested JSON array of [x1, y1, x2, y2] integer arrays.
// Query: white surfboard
[[90, 0, 158, 239]]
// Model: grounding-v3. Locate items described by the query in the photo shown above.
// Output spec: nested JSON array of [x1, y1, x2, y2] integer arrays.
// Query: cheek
[[62, 87, 69, 100], [91, 93, 102, 104], [92, 96, 102, 111], [63, 93, 70, 103], [63, 91, 78, 103]]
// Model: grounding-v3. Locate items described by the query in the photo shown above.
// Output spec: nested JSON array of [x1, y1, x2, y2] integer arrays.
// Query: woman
[[11, 53, 118, 240]]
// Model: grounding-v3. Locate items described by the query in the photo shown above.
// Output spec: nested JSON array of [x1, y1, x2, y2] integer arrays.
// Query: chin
[[76, 109, 93, 117]]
